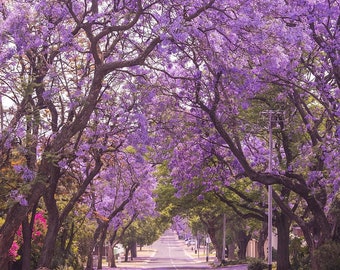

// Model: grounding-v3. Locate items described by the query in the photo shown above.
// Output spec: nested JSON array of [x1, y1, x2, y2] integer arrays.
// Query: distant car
[[188, 239, 196, 246]]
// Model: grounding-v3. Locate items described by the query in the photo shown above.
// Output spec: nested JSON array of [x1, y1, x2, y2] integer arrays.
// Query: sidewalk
[[114, 247, 156, 269], [182, 240, 248, 269], [183, 242, 210, 263]]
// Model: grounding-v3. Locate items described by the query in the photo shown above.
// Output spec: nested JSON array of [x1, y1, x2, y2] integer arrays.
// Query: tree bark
[[258, 222, 267, 260], [227, 243, 235, 260], [236, 230, 251, 260], [21, 216, 33, 270], [276, 212, 291, 270], [38, 213, 59, 268], [97, 224, 108, 269], [124, 247, 130, 262], [131, 240, 137, 258], [38, 165, 60, 268], [207, 225, 221, 260], [108, 245, 117, 268], [86, 222, 104, 270], [0, 181, 45, 270]]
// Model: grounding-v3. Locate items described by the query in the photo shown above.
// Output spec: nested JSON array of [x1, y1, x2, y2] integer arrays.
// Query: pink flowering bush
[[8, 242, 20, 261], [9, 211, 47, 262]]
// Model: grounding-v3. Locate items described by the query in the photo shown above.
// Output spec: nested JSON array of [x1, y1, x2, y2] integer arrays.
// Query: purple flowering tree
[[147, 1, 339, 269], [0, 0, 219, 269], [84, 147, 155, 270], [0, 0, 339, 269]]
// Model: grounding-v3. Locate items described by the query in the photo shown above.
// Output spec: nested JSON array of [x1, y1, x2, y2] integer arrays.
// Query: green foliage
[[313, 241, 340, 270], [135, 217, 167, 247], [56, 266, 75, 270], [153, 161, 186, 220], [0, 152, 30, 210], [72, 218, 96, 266], [290, 237, 310, 270], [247, 258, 268, 270], [188, 215, 205, 236], [124, 145, 137, 154]]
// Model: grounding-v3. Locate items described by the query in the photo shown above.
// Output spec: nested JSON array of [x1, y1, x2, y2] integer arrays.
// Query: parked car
[[189, 240, 196, 246]]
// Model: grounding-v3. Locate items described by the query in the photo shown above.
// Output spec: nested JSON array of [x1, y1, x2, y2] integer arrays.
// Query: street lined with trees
[[0, 1, 339, 270]]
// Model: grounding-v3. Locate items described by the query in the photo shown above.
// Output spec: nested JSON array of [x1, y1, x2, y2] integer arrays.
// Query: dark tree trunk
[[131, 240, 137, 258], [86, 222, 103, 270], [38, 213, 59, 268], [228, 243, 235, 260], [258, 222, 268, 260], [38, 176, 60, 269], [0, 181, 45, 270], [85, 253, 94, 270], [124, 247, 130, 262], [108, 245, 117, 268], [236, 230, 251, 260], [59, 222, 75, 264], [21, 216, 33, 270], [97, 224, 108, 269], [207, 226, 221, 259], [276, 212, 291, 270]]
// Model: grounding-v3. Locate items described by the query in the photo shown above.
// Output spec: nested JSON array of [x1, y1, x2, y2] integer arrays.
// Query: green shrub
[[247, 258, 268, 270], [290, 236, 310, 270], [313, 241, 340, 270]]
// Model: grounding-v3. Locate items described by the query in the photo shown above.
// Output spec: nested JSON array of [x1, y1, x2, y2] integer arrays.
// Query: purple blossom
[[13, 165, 35, 182], [10, 190, 28, 206]]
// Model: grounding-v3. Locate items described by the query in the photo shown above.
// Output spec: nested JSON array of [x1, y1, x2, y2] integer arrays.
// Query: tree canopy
[[0, 1, 339, 270]]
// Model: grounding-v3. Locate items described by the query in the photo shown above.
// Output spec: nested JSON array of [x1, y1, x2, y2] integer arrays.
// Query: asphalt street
[[111, 230, 248, 270]]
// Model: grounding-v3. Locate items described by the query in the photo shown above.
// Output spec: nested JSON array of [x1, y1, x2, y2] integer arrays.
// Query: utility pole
[[268, 111, 273, 270], [262, 110, 283, 270]]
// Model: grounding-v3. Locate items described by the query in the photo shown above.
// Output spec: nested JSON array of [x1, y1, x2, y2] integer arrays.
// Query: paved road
[[143, 230, 209, 269], [114, 230, 247, 270]]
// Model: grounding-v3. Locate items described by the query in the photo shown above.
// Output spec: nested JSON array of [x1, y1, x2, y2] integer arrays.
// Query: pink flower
[[9, 242, 20, 261]]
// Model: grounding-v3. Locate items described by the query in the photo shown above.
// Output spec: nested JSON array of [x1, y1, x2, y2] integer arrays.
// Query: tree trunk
[[58, 221, 75, 265], [258, 222, 267, 260], [38, 190, 60, 269], [124, 247, 130, 262], [21, 216, 33, 270], [85, 223, 103, 270], [236, 230, 251, 260], [85, 252, 94, 270], [131, 240, 137, 258], [207, 226, 221, 260], [97, 224, 108, 269], [38, 216, 59, 268], [0, 180, 45, 270], [228, 243, 235, 260], [309, 245, 320, 270], [276, 212, 291, 270], [108, 245, 118, 268]]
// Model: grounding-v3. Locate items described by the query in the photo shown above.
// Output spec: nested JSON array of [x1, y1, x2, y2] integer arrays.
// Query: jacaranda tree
[[0, 1, 219, 269], [0, 1, 339, 270], [145, 1, 339, 269]]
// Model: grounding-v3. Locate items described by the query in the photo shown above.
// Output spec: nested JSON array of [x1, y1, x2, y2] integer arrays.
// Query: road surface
[[114, 230, 248, 270]]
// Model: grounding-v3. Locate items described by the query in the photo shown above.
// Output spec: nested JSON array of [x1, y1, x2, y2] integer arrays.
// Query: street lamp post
[[268, 111, 273, 270], [262, 110, 283, 270]]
